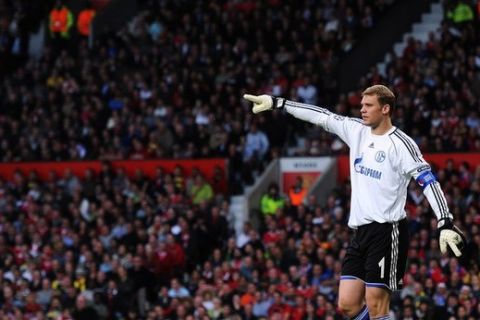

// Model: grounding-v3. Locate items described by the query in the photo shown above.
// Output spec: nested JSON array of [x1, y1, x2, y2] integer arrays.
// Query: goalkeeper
[[244, 85, 465, 320]]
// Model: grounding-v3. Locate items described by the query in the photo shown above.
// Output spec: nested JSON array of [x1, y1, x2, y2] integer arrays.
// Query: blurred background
[[0, 0, 479, 319]]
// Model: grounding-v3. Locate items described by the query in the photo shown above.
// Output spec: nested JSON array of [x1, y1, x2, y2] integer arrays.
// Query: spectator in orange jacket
[[289, 176, 307, 206], [77, 4, 95, 37]]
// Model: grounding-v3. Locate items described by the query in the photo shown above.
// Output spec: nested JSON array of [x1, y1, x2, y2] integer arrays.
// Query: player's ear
[[382, 104, 390, 115]]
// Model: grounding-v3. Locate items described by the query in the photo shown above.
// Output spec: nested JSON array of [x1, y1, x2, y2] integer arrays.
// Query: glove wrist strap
[[273, 97, 285, 109], [437, 217, 452, 229]]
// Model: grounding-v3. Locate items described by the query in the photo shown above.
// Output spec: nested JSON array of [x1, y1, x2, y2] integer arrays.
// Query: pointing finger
[[243, 94, 262, 103]]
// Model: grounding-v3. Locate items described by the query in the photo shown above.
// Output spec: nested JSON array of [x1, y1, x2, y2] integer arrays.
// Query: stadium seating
[[0, 0, 478, 319]]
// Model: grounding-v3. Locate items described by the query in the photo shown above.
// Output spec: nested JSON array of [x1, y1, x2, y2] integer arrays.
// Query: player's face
[[360, 94, 389, 128]]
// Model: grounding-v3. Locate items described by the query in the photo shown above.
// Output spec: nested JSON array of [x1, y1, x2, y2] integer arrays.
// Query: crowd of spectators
[[298, 0, 480, 157], [0, 156, 479, 319], [0, 162, 231, 319], [0, 0, 395, 189], [0, 0, 480, 319], [1, 0, 479, 171]]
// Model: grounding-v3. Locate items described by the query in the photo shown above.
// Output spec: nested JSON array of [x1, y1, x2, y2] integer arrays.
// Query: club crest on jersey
[[375, 151, 386, 163], [354, 154, 382, 180]]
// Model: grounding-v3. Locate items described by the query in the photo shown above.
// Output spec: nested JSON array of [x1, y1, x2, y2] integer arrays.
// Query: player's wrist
[[437, 217, 453, 230], [272, 96, 285, 109]]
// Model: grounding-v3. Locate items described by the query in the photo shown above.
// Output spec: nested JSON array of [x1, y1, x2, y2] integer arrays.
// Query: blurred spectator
[[72, 295, 99, 320], [446, 0, 474, 24], [188, 173, 214, 205], [91, 292, 108, 320], [243, 123, 270, 165], [260, 182, 285, 216], [167, 278, 190, 299], [297, 76, 319, 105], [289, 176, 307, 206], [77, 3, 96, 38], [49, 0, 73, 49]]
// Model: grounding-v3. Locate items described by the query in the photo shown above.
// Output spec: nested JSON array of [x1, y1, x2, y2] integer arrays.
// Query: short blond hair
[[362, 85, 396, 111]]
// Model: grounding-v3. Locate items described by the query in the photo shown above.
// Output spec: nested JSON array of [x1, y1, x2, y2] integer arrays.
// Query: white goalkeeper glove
[[243, 94, 286, 114], [438, 218, 465, 257]]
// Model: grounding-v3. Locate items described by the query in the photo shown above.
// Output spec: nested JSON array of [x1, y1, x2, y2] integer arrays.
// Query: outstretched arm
[[243, 94, 363, 147], [284, 100, 333, 128], [243, 94, 331, 127]]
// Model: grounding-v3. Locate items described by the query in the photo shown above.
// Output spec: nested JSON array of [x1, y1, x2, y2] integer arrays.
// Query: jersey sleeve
[[283, 100, 364, 147], [393, 130, 453, 221]]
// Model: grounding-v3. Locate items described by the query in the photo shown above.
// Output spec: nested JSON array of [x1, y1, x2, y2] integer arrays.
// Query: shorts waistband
[[357, 218, 407, 229]]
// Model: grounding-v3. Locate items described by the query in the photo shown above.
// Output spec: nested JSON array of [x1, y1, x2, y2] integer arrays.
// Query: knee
[[337, 297, 363, 318], [365, 300, 382, 317], [365, 290, 390, 317]]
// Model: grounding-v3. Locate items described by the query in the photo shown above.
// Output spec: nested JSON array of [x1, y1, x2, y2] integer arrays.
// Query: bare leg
[[338, 278, 366, 318], [365, 286, 391, 318]]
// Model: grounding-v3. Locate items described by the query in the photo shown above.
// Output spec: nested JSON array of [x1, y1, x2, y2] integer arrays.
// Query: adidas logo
[[368, 142, 374, 148]]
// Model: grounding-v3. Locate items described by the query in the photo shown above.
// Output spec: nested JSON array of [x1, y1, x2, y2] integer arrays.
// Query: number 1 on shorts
[[378, 257, 385, 279]]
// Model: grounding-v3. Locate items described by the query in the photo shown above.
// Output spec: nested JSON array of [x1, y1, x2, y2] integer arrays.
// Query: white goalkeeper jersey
[[284, 100, 452, 228]]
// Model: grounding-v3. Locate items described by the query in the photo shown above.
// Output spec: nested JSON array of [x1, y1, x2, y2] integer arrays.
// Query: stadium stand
[[0, 0, 478, 319], [0, 0, 51, 74]]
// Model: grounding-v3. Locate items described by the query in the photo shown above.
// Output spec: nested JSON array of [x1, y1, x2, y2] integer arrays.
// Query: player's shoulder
[[388, 127, 417, 145], [347, 116, 364, 126], [388, 127, 422, 157], [334, 115, 365, 128], [330, 113, 363, 123], [347, 116, 364, 125]]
